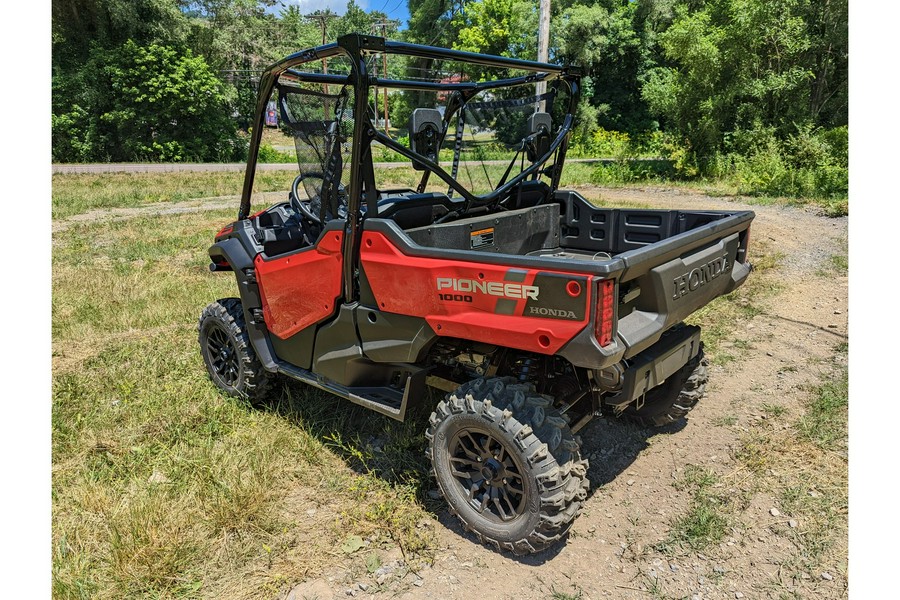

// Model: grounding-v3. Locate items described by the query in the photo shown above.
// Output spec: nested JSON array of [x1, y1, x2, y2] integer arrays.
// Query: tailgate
[[613, 211, 753, 358]]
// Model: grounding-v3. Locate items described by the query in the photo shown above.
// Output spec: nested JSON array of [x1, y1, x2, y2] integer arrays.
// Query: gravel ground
[[282, 186, 849, 600]]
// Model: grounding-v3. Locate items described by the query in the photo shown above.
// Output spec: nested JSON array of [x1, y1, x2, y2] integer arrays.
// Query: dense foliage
[[51, 0, 398, 162], [52, 0, 847, 200]]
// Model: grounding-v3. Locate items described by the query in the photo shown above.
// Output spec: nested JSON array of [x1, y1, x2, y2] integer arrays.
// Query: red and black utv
[[199, 35, 754, 555]]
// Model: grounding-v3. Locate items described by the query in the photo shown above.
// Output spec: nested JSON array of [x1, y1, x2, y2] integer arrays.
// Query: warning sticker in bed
[[470, 227, 495, 249]]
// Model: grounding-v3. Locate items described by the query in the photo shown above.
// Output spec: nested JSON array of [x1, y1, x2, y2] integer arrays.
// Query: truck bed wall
[[403, 191, 741, 261], [554, 191, 735, 256]]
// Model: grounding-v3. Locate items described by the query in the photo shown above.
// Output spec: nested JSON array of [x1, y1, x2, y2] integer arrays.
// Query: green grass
[[732, 361, 848, 578], [371, 161, 598, 195], [701, 183, 848, 217], [662, 466, 729, 552], [797, 369, 848, 453], [818, 253, 849, 277], [831, 254, 849, 274], [761, 403, 788, 418], [51, 172, 293, 220], [603, 176, 849, 217], [52, 206, 436, 599], [550, 588, 584, 600], [52, 162, 604, 223]]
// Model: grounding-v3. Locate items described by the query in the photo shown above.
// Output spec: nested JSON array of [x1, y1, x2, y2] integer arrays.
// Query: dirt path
[[51, 192, 289, 234], [287, 187, 848, 600]]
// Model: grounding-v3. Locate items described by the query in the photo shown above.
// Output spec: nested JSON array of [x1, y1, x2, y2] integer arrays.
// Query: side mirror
[[410, 109, 443, 171], [527, 112, 552, 163]]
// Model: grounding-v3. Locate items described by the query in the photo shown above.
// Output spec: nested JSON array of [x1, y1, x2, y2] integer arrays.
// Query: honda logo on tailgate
[[672, 255, 730, 300]]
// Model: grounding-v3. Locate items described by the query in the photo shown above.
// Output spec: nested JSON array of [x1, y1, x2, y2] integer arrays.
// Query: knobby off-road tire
[[621, 347, 708, 428], [426, 377, 590, 555], [198, 298, 273, 402]]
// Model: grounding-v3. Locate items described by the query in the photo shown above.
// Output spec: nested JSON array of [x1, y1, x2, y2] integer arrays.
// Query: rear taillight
[[594, 279, 615, 347]]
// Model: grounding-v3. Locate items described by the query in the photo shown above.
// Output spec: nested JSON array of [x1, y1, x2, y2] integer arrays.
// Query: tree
[[452, 0, 537, 60], [407, 0, 460, 46], [641, 0, 820, 158], [52, 0, 189, 69], [53, 41, 242, 162], [334, 1, 372, 37], [804, 0, 848, 126]]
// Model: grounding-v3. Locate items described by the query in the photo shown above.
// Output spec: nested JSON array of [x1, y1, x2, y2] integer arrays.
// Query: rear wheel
[[427, 377, 589, 555], [198, 298, 273, 402], [621, 347, 708, 428]]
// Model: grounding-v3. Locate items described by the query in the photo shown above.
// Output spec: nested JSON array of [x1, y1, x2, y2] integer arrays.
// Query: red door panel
[[254, 232, 344, 339]]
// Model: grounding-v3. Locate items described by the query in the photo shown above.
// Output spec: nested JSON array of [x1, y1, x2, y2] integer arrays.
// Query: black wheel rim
[[447, 427, 527, 522], [206, 325, 240, 387]]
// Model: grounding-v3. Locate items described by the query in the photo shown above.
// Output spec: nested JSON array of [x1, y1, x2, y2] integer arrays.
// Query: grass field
[[52, 156, 846, 223], [51, 163, 601, 219], [51, 171, 846, 599], [51, 200, 443, 599]]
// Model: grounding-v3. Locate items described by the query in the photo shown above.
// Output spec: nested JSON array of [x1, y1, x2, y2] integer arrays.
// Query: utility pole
[[372, 20, 400, 132], [537, 0, 551, 111], [306, 13, 339, 94]]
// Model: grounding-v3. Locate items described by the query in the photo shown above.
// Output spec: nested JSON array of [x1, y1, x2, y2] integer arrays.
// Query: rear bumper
[[600, 325, 702, 409]]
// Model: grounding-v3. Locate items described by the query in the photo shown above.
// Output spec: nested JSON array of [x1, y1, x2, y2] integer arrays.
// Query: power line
[[426, 4, 463, 47], [385, 0, 405, 16]]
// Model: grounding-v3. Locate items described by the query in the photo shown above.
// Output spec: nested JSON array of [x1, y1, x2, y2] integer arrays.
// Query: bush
[[52, 41, 245, 162], [257, 144, 295, 164], [51, 105, 94, 163], [570, 128, 631, 158], [819, 126, 848, 167], [590, 160, 674, 185], [726, 124, 848, 200]]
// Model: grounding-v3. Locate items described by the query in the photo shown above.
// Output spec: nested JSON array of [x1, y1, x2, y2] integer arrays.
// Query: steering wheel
[[290, 172, 348, 224]]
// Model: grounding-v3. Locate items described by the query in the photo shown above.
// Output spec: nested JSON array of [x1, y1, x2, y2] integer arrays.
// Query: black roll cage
[[240, 34, 582, 220], [239, 34, 582, 303]]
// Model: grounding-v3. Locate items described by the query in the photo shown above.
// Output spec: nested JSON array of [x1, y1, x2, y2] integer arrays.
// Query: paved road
[[51, 157, 664, 175]]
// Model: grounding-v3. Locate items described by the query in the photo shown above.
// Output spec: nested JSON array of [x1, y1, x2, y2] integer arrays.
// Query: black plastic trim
[[364, 218, 626, 276]]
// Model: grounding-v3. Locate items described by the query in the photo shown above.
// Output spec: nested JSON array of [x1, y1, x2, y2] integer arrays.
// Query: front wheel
[[198, 298, 273, 402], [426, 377, 590, 555]]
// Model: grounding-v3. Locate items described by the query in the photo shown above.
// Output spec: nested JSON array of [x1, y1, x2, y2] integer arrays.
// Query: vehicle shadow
[[578, 415, 687, 487], [258, 379, 685, 565]]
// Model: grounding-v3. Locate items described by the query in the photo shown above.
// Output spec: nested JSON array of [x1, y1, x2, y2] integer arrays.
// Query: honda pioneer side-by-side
[[198, 35, 754, 555]]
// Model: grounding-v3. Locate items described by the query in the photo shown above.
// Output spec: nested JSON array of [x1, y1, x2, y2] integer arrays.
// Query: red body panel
[[360, 231, 594, 354], [254, 232, 344, 339]]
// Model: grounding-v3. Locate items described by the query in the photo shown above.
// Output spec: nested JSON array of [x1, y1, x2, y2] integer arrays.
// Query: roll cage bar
[[239, 34, 582, 221]]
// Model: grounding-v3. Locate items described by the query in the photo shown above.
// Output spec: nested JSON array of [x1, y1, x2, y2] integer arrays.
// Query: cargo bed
[[367, 190, 753, 363]]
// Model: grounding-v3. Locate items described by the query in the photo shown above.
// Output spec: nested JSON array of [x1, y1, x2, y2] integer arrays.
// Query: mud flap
[[605, 325, 702, 411]]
